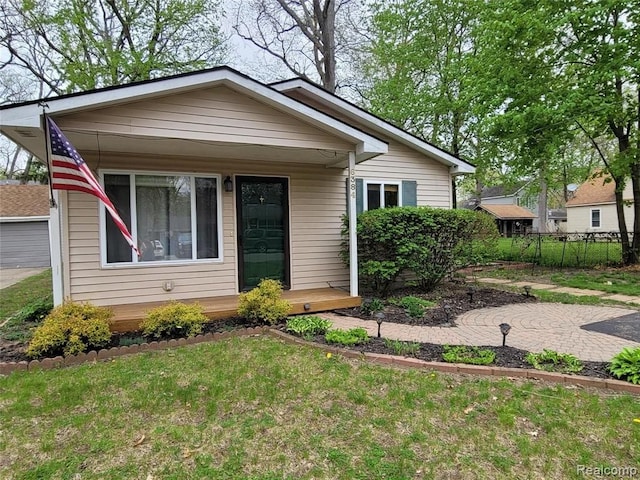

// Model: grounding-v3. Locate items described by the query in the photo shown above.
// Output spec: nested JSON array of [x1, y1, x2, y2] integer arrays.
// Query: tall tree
[[1, 0, 226, 94], [233, 0, 360, 92], [475, 0, 640, 263]]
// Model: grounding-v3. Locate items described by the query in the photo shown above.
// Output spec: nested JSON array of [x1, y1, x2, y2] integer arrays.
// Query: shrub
[[140, 302, 207, 339], [442, 345, 496, 365], [361, 298, 385, 316], [341, 207, 499, 295], [525, 349, 583, 374], [325, 327, 369, 346], [26, 302, 113, 358], [391, 296, 436, 318], [609, 347, 640, 385], [286, 315, 333, 339], [384, 339, 421, 357], [237, 279, 292, 324]]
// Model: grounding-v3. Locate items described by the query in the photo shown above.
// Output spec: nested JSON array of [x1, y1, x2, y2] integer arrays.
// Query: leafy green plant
[[141, 302, 207, 339], [26, 302, 113, 358], [361, 298, 385, 316], [286, 315, 333, 339], [325, 327, 369, 346], [238, 279, 292, 324], [2, 295, 53, 342], [442, 345, 496, 365], [609, 347, 640, 385], [384, 338, 421, 357], [525, 349, 583, 374], [341, 207, 499, 295], [391, 296, 435, 318]]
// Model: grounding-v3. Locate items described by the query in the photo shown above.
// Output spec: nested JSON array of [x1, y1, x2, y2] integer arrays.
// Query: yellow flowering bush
[[26, 302, 113, 358], [140, 302, 207, 339], [237, 279, 292, 324]]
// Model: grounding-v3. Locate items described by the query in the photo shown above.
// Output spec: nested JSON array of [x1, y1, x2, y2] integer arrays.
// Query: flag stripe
[[47, 117, 140, 257]]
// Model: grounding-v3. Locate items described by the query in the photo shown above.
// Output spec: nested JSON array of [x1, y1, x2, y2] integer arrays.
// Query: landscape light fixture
[[523, 285, 532, 297], [374, 312, 384, 338], [443, 303, 452, 323], [467, 286, 476, 303], [223, 176, 233, 192], [499, 323, 511, 347]]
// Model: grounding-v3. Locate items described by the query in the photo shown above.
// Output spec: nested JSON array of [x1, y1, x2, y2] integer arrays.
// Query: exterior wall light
[[224, 176, 233, 192]]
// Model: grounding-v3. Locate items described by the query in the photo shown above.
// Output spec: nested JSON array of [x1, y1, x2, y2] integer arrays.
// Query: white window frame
[[99, 169, 224, 268], [590, 208, 601, 229], [363, 179, 403, 211]]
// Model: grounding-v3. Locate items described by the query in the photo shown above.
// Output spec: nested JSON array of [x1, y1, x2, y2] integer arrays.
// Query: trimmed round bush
[[238, 279, 292, 324], [26, 301, 113, 358], [141, 302, 208, 339]]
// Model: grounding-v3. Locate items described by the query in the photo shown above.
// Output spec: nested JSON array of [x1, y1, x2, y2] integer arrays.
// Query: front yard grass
[[1, 336, 639, 479]]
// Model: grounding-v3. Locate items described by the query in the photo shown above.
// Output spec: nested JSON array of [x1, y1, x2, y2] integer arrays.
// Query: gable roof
[[476, 204, 537, 220], [566, 175, 617, 207], [0, 184, 50, 218], [480, 182, 528, 199], [270, 78, 475, 175], [0, 66, 387, 165]]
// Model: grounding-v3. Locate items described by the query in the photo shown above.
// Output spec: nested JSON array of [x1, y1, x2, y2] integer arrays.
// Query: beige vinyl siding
[[284, 91, 451, 208], [567, 203, 635, 232], [56, 86, 352, 153], [64, 154, 348, 306]]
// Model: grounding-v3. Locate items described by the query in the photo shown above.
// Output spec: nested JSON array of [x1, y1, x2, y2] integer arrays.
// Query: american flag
[[47, 117, 140, 257]]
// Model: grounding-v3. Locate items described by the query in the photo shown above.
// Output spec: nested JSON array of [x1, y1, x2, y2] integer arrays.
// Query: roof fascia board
[[0, 216, 50, 222], [1, 69, 387, 157], [272, 79, 474, 174]]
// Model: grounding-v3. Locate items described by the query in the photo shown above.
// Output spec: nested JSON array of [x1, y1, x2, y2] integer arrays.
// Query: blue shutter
[[402, 180, 417, 206], [346, 178, 364, 214]]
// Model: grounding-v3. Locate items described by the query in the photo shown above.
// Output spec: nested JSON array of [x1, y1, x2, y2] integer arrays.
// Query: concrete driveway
[[0, 267, 49, 290]]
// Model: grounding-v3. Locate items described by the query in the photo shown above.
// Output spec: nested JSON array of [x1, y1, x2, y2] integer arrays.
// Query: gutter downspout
[[347, 151, 358, 297]]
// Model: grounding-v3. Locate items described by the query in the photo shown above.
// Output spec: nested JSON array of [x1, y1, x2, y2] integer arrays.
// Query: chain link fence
[[498, 232, 635, 269]]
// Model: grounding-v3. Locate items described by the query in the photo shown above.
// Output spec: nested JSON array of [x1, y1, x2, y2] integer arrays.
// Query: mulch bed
[[336, 282, 537, 326]]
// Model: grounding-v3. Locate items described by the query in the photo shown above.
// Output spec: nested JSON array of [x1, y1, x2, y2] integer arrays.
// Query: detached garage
[[0, 184, 51, 268]]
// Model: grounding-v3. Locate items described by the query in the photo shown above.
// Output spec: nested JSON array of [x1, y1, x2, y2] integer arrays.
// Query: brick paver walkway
[[320, 303, 640, 362]]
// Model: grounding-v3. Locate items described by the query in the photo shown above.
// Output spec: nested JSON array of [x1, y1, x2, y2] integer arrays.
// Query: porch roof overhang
[[271, 78, 476, 175], [0, 67, 388, 168]]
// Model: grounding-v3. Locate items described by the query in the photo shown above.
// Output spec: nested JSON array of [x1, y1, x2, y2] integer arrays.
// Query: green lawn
[[497, 237, 623, 268], [550, 271, 640, 296], [1, 336, 639, 479], [0, 269, 53, 342]]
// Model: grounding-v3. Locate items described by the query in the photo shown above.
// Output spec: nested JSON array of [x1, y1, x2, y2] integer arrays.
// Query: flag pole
[[39, 103, 56, 208]]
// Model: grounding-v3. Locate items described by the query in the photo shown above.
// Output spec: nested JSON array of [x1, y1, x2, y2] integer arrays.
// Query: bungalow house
[[0, 67, 473, 331], [566, 175, 635, 233], [474, 204, 537, 237], [0, 183, 51, 268]]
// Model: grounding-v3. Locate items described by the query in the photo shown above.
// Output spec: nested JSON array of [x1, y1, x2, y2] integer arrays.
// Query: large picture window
[[102, 172, 221, 265]]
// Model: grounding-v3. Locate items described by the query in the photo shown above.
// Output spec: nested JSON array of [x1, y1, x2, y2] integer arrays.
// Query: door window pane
[[367, 183, 381, 210], [104, 174, 132, 263]]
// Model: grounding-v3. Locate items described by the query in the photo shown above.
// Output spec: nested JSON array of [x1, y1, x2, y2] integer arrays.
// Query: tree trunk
[[318, 0, 336, 92], [537, 170, 548, 233]]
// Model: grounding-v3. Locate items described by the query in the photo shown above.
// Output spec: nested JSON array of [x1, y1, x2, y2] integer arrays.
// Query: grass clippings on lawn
[[1, 336, 638, 479]]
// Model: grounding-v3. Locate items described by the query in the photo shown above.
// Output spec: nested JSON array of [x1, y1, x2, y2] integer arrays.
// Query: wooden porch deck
[[109, 287, 361, 332]]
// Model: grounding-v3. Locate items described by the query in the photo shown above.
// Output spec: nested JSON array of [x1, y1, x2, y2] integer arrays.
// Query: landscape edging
[[266, 329, 640, 395], [1, 327, 638, 395]]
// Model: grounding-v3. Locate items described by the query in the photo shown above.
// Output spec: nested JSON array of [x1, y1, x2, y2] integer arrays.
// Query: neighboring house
[[474, 204, 537, 237], [0, 67, 473, 327], [566, 175, 634, 232], [0, 184, 51, 268]]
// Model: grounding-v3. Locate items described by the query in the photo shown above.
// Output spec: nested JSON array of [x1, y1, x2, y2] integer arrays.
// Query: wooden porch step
[[108, 287, 360, 333]]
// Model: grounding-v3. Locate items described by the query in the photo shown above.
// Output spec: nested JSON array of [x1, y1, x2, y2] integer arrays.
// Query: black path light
[[443, 303, 452, 324], [467, 285, 476, 303], [523, 285, 532, 297], [499, 323, 511, 347], [375, 312, 384, 338]]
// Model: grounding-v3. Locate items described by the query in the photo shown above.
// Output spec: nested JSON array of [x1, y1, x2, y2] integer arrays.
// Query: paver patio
[[321, 303, 640, 362]]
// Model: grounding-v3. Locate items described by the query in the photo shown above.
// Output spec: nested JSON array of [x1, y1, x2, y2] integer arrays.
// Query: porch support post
[[49, 190, 64, 305], [347, 151, 358, 297]]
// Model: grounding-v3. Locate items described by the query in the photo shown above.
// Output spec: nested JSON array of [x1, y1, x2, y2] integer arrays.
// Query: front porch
[[109, 287, 361, 332]]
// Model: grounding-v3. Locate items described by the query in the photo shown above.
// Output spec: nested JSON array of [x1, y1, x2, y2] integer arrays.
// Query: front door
[[236, 176, 290, 291]]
